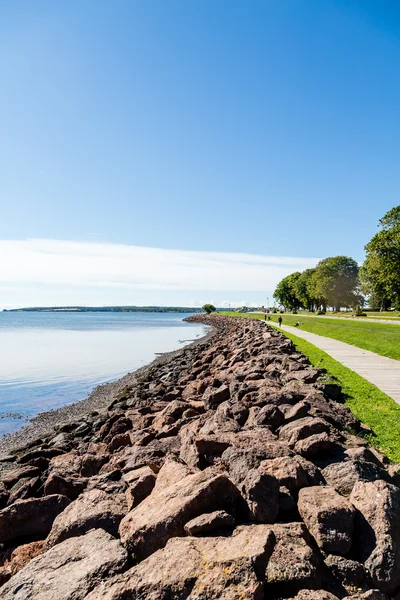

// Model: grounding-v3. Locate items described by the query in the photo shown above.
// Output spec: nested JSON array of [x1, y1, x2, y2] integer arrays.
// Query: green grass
[[221, 312, 400, 462], [220, 311, 400, 361], [327, 311, 400, 320]]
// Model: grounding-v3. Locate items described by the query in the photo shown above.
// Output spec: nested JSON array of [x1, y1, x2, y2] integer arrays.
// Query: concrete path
[[269, 322, 400, 405]]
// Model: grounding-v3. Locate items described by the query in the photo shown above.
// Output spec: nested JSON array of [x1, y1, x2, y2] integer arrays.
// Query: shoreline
[[0, 323, 215, 458]]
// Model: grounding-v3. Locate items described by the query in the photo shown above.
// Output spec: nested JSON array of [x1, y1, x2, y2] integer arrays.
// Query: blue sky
[[0, 1, 399, 308]]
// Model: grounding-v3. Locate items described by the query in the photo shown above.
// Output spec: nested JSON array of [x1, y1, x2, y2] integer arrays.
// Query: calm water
[[0, 312, 207, 437]]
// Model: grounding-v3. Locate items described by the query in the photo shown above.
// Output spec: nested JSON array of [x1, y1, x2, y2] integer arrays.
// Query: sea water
[[0, 311, 208, 437]]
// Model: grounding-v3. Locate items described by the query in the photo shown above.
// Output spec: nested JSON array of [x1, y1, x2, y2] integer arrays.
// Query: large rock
[[2, 466, 40, 488], [279, 417, 330, 446], [119, 462, 244, 559], [266, 523, 322, 596], [7, 540, 44, 575], [1, 529, 128, 600], [124, 466, 157, 510], [259, 456, 309, 491], [298, 486, 355, 555], [221, 443, 292, 485], [322, 460, 389, 496], [184, 510, 235, 535], [203, 384, 230, 409], [294, 432, 333, 458], [0, 495, 70, 544], [350, 480, 400, 593], [324, 555, 366, 588], [43, 473, 86, 500], [242, 469, 279, 523], [86, 525, 275, 600], [44, 488, 127, 549], [290, 592, 339, 600]]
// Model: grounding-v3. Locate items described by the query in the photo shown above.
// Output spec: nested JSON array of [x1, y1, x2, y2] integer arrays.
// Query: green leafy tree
[[293, 268, 318, 311], [361, 206, 400, 309], [273, 272, 302, 310], [202, 303, 216, 314], [313, 256, 361, 312]]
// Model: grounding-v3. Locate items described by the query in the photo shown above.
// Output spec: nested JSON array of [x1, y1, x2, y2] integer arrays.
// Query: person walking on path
[[278, 316, 282, 327]]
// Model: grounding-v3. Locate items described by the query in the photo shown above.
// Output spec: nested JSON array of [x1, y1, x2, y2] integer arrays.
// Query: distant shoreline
[[3, 306, 207, 313]]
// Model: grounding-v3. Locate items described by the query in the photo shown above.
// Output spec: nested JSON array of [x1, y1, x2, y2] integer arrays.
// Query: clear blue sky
[[0, 1, 399, 307]]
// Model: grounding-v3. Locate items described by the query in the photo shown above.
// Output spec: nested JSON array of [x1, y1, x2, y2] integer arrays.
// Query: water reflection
[[0, 312, 207, 436]]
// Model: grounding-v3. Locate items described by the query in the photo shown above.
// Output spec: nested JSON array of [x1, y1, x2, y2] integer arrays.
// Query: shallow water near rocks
[[0, 311, 207, 437]]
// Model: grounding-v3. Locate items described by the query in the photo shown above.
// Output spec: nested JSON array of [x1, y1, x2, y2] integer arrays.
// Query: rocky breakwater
[[0, 315, 399, 599]]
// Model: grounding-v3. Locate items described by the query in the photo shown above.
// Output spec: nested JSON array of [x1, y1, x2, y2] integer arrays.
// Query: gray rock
[[1, 529, 128, 599]]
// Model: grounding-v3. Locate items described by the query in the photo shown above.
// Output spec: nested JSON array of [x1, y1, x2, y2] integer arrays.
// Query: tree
[[361, 206, 400, 309], [293, 268, 318, 311], [202, 303, 216, 314], [313, 256, 360, 312], [273, 272, 302, 310]]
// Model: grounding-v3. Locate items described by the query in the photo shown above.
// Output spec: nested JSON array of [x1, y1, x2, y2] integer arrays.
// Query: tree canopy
[[312, 256, 360, 312], [273, 257, 360, 312], [273, 272, 302, 310], [360, 206, 400, 310], [202, 303, 216, 314]]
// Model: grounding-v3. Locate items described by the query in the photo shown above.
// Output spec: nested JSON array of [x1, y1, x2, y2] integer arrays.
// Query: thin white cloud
[[0, 239, 319, 304]]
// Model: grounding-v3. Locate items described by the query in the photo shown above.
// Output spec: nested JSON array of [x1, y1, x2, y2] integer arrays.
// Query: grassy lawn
[[220, 311, 400, 361], [331, 311, 400, 320], [221, 313, 400, 462]]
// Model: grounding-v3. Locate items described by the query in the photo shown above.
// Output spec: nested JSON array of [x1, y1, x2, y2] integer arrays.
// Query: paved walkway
[[269, 322, 400, 405]]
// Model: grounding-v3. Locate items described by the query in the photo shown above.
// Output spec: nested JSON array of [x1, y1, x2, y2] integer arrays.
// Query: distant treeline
[[4, 306, 205, 313]]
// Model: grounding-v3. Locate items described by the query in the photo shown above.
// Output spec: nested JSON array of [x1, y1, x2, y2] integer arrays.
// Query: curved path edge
[[269, 322, 400, 405]]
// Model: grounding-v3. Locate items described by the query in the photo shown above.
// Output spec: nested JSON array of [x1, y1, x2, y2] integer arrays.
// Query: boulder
[[323, 460, 390, 496], [259, 456, 309, 491], [0, 495, 70, 544], [290, 592, 339, 600], [284, 401, 310, 423], [44, 488, 127, 549], [1, 529, 128, 600], [203, 384, 230, 409], [294, 432, 333, 458], [184, 510, 235, 535], [43, 473, 86, 500], [119, 462, 244, 560], [0, 482, 9, 509], [279, 417, 330, 446], [8, 541, 44, 575], [86, 525, 275, 600], [221, 443, 292, 485], [350, 480, 400, 593], [1, 466, 40, 488], [242, 469, 279, 523], [107, 432, 131, 453], [324, 555, 365, 587], [298, 486, 355, 555], [7, 476, 40, 505], [246, 404, 284, 428], [125, 467, 156, 510], [266, 523, 322, 596]]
